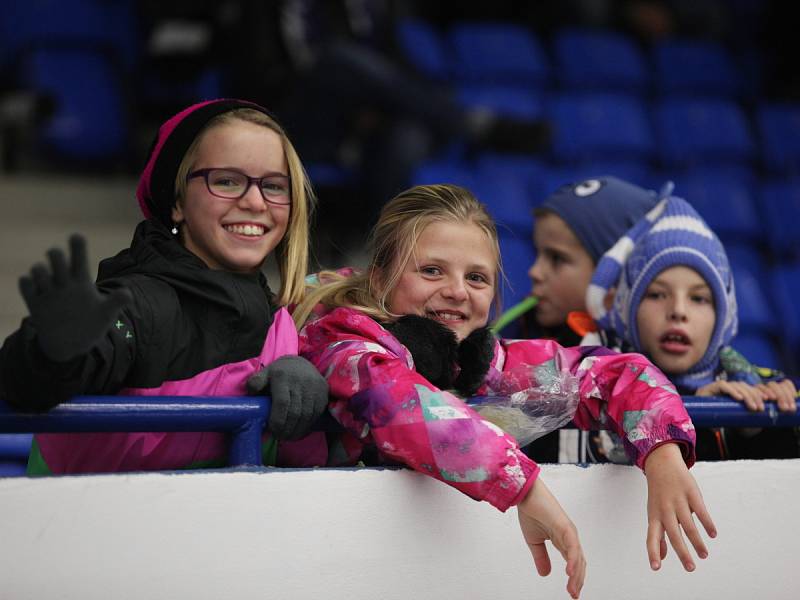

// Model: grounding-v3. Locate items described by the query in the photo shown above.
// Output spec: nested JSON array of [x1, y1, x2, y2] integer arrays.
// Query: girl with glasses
[[0, 99, 329, 474]]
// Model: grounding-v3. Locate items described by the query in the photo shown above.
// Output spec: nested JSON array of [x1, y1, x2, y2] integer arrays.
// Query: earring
[[171, 224, 179, 235]]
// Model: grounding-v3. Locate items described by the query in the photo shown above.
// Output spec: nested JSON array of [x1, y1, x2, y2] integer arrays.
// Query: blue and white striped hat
[[586, 194, 738, 389]]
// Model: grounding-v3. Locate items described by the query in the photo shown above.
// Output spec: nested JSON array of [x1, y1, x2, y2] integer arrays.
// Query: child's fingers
[[690, 495, 718, 539], [743, 384, 765, 412], [771, 381, 797, 412], [530, 542, 552, 577], [18, 276, 36, 307], [31, 263, 52, 295], [756, 383, 776, 400], [677, 509, 708, 560], [68, 234, 90, 281], [685, 472, 718, 540], [719, 381, 747, 406], [716, 381, 742, 401], [731, 382, 763, 412], [646, 521, 665, 570], [46, 248, 69, 287], [564, 542, 586, 599], [553, 523, 585, 598], [664, 518, 696, 572]]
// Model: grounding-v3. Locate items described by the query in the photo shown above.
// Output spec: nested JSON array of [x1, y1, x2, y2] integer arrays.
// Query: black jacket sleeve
[[0, 289, 139, 412]]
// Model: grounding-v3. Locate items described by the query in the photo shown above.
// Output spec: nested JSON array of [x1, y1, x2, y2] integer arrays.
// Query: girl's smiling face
[[636, 265, 716, 375], [172, 119, 290, 273], [386, 220, 497, 341]]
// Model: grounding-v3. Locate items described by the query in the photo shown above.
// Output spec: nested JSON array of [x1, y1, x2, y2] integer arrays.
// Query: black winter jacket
[[0, 220, 277, 411]]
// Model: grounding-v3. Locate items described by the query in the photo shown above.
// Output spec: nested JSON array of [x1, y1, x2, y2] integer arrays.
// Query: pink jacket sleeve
[[483, 338, 696, 470], [299, 307, 539, 512]]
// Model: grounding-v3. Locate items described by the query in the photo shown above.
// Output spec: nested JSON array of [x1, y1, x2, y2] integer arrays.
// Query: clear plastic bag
[[466, 365, 580, 446]]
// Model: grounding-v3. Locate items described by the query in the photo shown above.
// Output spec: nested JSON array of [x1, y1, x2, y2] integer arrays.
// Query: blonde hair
[[293, 184, 503, 328], [175, 108, 314, 306]]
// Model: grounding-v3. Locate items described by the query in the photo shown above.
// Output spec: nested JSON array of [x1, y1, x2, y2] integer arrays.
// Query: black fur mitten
[[453, 326, 496, 396], [384, 315, 459, 390]]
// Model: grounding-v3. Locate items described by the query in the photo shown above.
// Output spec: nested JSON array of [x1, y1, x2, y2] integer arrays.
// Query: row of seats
[[397, 21, 800, 179], [398, 20, 756, 99], [4, 8, 800, 178], [450, 90, 800, 177]]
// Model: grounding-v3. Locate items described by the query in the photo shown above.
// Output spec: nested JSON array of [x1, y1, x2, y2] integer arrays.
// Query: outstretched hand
[[19, 234, 132, 362], [517, 478, 586, 599], [644, 443, 717, 572]]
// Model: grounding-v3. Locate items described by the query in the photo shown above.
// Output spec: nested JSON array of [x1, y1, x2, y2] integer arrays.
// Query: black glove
[[18, 234, 133, 362], [453, 326, 496, 397], [383, 315, 458, 390], [246, 355, 329, 440]]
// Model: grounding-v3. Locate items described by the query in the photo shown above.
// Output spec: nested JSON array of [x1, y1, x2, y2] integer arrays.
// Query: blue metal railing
[[682, 397, 800, 427], [1, 395, 798, 475], [0, 396, 271, 468]]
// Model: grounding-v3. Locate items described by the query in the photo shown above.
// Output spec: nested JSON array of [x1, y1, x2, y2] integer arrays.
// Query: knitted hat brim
[[136, 99, 275, 227]]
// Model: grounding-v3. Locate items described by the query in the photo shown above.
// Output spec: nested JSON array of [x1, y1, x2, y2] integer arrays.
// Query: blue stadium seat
[[759, 179, 800, 261], [395, 18, 450, 82], [410, 159, 475, 189], [139, 67, 224, 119], [671, 170, 762, 244], [0, 0, 139, 71], [470, 177, 532, 239], [547, 92, 655, 163], [304, 162, 359, 188], [733, 266, 777, 336], [756, 102, 800, 175], [497, 231, 536, 319], [653, 38, 743, 98], [553, 27, 649, 94], [447, 23, 549, 87], [455, 84, 544, 120], [20, 47, 130, 165], [474, 153, 548, 203], [726, 242, 765, 276], [653, 97, 755, 168], [733, 333, 782, 371], [771, 264, 800, 355]]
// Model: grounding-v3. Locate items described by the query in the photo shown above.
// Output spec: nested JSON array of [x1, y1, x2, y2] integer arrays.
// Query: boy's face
[[636, 266, 716, 375], [528, 213, 595, 327]]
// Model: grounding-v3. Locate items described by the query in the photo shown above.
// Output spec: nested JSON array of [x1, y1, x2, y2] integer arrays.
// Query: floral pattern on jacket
[[299, 307, 696, 511]]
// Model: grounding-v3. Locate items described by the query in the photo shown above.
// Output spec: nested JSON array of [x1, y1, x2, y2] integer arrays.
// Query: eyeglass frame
[[186, 168, 292, 205]]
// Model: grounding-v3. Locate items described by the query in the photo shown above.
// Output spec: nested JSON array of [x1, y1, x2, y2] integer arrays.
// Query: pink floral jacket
[[299, 307, 696, 512]]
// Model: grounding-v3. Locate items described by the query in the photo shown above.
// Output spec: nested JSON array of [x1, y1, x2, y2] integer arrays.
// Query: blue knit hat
[[586, 195, 738, 390], [539, 176, 667, 261]]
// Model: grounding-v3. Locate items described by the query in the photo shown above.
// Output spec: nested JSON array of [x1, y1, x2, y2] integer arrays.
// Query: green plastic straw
[[491, 296, 538, 334]]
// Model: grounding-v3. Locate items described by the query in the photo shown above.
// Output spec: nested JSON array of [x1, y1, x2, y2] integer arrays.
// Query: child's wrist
[[643, 441, 683, 473]]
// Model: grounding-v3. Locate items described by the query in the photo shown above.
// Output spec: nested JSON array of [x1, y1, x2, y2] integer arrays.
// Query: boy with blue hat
[[588, 194, 797, 460], [504, 176, 665, 462], [525, 176, 667, 344]]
